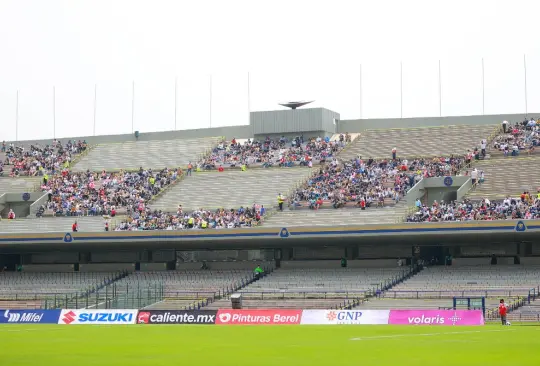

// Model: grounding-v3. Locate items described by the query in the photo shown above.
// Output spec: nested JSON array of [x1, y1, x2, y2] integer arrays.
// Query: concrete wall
[[7, 112, 538, 147], [337, 113, 539, 133], [406, 176, 471, 207], [7, 125, 252, 147], [457, 178, 473, 202], [140, 263, 168, 271], [79, 263, 135, 272], [251, 108, 339, 135], [29, 193, 49, 217], [22, 264, 75, 272]]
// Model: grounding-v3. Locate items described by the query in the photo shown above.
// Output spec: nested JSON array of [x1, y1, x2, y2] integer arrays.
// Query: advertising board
[[0, 309, 61, 324], [388, 310, 485, 326], [137, 310, 217, 324], [58, 309, 138, 325], [300, 310, 390, 325], [215, 309, 302, 325]]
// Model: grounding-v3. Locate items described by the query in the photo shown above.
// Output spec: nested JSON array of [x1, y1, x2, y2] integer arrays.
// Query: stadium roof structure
[[278, 101, 314, 109]]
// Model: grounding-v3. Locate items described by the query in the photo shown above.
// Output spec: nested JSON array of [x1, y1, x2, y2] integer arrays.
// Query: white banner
[[301, 310, 390, 325], [58, 309, 138, 325]]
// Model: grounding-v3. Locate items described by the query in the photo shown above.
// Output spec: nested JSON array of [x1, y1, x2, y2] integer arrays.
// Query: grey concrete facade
[[337, 113, 538, 132], [5, 111, 538, 147], [250, 108, 339, 135]]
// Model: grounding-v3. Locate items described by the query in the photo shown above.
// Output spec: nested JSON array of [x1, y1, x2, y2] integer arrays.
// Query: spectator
[[277, 193, 285, 211], [292, 155, 466, 210], [4, 140, 86, 177], [502, 120, 509, 133], [114, 205, 265, 231], [407, 196, 540, 222], [199, 136, 347, 169], [7, 209, 15, 220], [72, 220, 78, 232]]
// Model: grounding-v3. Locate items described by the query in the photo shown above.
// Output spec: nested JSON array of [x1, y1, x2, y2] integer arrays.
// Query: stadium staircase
[[44, 271, 130, 309], [348, 264, 421, 309], [338, 124, 499, 160], [72, 137, 221, 171], [466, 155, 540, 201], [150, 167, 314, 212]]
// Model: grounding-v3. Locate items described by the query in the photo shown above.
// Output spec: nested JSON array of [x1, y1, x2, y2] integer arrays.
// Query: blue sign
[[515, 221, 527, 232], [443, 176, 453, 187], [22, 192, 31, 201], [0, 309, 61, 324], [63, 233, 73, 243], [279, 228, 290, 238]]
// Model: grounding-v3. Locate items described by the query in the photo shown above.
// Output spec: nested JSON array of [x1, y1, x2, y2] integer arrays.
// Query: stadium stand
[[465, 123, 538, 200], [198, 134, 357, 169], [381, 265, 540, 316], [0, 177, 40, 193], [72, 137, 220, 171], [507, 303, 540, 322], [466, 157, 540, 201], [0, 271, 121, 309], [263, 203, 408, 227], [114, 205, 265, 230], [1, 139, 87, 176], [150, 168, 313, 211], [203, 262, 413, 310], [0, 216, 106, 233], [339, 124, 499, 159], [88, 262, 276, 310], [407, 195, 540, 222]]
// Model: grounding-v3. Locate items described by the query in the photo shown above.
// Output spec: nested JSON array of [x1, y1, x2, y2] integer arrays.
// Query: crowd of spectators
[[198, 134, 351, 170], [1, 139, 87, 177], [407, 193, 540, 222], [495, 120, 539, 156], [290, 155, 468, 209], [37, 167, 180, 217], [114, 204, 266, 230]]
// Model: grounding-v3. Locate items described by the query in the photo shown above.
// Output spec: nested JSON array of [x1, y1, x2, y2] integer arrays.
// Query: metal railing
[[382, 289, 537, 299]]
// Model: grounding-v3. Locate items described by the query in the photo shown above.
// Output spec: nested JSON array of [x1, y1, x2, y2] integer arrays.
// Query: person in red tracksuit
[[499, 299, 509, 325]]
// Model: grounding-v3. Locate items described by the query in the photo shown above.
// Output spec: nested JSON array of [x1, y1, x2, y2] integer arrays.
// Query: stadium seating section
[[1, 122, 540, 231], [73, 137, 221, 171], [339, 124, 498, 159], [2, 261, 538, 320]]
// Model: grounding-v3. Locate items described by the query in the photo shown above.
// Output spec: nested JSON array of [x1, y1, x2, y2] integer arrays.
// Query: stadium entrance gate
[[453, 297, 486, 317]]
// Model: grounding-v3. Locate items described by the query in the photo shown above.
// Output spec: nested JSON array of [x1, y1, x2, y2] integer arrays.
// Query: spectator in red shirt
[[498, 299, 509, 325], [72, 221, 78, 232]]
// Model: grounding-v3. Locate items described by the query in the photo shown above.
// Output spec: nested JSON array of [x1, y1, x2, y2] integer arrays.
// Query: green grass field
[[0, 324, 538, 365]]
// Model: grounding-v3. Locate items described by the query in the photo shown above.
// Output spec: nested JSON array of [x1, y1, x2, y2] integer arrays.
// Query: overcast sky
[[1, 0, 539, 141]]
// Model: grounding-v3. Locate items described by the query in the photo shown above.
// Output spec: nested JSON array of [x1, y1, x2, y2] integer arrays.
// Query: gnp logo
[[137, 312, 150, 324], [326, 311, 363, 322], [59, 310, 138, 325]]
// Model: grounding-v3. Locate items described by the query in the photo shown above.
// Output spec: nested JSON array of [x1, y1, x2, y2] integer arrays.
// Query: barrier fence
[[0, 308, 488, 326]]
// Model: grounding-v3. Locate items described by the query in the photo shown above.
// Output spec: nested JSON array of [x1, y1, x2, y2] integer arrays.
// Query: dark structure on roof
[[278, 101, 314, 110]]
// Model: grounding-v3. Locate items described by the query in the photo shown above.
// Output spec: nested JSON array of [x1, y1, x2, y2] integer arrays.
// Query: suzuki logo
[[62, 311, 77, 324], [219, 313, 232, 323]]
